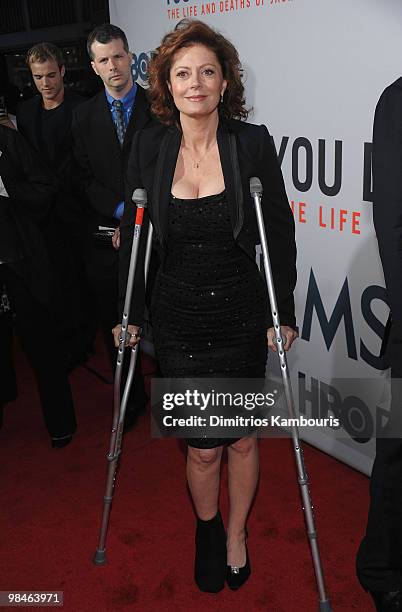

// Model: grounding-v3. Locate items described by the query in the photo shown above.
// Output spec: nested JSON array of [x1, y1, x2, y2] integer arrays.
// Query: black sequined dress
[[151, 191, 268, 447]]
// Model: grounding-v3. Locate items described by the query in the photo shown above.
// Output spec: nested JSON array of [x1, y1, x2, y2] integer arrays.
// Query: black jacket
[[17, 91, 84, 176], [372, 77, 402, 335], [16, 91, 85, 233], [71, 85, 151, 233], [119, 118, 297, 329], [0, 125, 57, 304]]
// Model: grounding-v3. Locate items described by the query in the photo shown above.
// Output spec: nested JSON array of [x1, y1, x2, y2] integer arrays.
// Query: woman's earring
[[220, 91, 224, 104]]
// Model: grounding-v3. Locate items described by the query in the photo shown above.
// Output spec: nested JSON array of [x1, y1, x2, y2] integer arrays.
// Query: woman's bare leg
[[186, 445, 223, 519], [226, 436, 259, 566]]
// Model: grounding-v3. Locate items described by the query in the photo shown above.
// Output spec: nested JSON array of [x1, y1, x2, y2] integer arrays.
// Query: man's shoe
[[51, 434, 73, 449], [368, 589, 402, 612]]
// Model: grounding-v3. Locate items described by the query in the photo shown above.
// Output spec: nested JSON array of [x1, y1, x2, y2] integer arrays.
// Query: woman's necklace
[[182, 140, 217, 169]]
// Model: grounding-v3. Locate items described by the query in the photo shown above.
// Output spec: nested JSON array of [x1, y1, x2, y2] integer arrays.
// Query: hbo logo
[[132, 52, 151, 82]]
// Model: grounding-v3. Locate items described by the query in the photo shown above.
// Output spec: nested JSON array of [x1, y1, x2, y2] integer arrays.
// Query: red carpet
[[1, 339, 373, 611]]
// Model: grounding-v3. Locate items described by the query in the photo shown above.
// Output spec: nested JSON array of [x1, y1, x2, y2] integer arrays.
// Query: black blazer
[[119, 118, 297, 329], [72, 85, 151, 232], [372, 77, 402, 357], [16, 91, 85, 232], [0, 125, 57, 304]]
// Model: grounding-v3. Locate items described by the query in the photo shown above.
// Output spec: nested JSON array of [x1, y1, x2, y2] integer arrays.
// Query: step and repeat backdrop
[[109, 0, 402, 474]]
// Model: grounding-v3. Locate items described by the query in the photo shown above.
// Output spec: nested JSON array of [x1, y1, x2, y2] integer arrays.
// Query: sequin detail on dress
[[151, 191, 268, 447]]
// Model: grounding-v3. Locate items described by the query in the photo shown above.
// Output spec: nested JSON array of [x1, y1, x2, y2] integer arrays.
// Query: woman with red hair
[[115, 19, 297, 593]]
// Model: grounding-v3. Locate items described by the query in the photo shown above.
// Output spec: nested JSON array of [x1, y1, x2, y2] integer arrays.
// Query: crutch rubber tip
[[93, 550, 107, 565], [318, 601, 332, 612]]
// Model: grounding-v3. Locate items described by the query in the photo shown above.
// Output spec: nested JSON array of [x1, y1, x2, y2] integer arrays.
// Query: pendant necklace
[[183, 140, 216, 169]]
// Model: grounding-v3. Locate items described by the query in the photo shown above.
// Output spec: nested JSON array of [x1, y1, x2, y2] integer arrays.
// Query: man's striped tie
[[112, 99, 126, 147]]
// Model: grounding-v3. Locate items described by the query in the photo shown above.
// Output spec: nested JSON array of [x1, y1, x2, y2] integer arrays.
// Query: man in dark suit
[[356, 78, 402, 612], [0, 121, 76, 447], [72, 24, 150, 425], [17, 42, 91, 367]]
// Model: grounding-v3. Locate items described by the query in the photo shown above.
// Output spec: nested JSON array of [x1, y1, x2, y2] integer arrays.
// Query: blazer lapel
[[152, 126, 181, 245], [123, 86, 149, 153], [52, 102, 72, 168], [94, 92, 122, 160], [217, 120, 244, 238]]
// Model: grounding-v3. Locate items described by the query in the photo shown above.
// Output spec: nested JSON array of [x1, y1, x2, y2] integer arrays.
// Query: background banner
[[109, 0, 402, 474]]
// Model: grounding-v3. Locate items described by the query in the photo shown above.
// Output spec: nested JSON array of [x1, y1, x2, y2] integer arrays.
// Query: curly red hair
[[147, 19, 249, 125]]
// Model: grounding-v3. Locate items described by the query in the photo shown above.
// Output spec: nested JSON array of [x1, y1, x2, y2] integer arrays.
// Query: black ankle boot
[[194, 510, 227, 593]]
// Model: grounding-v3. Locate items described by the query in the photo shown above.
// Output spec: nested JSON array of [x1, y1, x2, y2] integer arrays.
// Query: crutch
[[93, 188, 153, 565], [250, 177, 332, 612]]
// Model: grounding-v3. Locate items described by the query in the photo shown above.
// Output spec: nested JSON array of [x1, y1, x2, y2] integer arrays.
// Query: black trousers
[[356, 325, 402, 591], [65, 232, 97, 366], [85, 243, 146, 409], [0, 265, 76, 438], [0, 310, 17, 405]]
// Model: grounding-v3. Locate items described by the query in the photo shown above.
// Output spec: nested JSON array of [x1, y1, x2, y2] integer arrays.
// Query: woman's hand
[[267, 326, 298, 352], [112, 226, 120, 250], [112, 323, 140, 348]]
